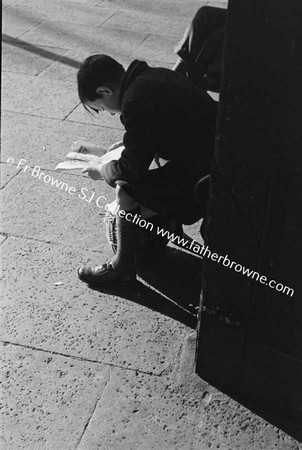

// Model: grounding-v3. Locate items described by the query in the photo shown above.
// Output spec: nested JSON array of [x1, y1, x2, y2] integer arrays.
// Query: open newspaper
[[55, 139, 124, 172]]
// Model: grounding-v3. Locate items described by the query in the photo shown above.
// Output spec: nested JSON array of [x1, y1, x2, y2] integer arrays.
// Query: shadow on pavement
[[88, 246, 202, 329], [3, 34, 81, 68]]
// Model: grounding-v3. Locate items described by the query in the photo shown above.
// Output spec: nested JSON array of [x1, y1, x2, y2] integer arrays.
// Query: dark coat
[[101, 60, 217, 187]]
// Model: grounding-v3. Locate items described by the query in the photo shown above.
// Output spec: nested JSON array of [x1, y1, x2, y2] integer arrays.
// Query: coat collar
[[119, 60, 149, 106]]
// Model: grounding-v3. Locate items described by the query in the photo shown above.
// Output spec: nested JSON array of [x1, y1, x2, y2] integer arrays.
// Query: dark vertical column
[[196, 0, 302, 437]]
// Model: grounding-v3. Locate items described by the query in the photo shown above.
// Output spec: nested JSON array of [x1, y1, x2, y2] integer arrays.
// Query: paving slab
[[78, 334, 300, 450], [1, 237, 191, 373], [78, 366, 199, 449], [1, 342, 111, 449], [20, 22, 147, 55], [2, 72, 79, 120], [7, 2, 116, 27], [1, 111, 123, 169], [2, 41, 68, 76], [0, 169, 116, 249], [102, 10, 187, 37], [2, 6, 41, 39], [131, 34, 179, 64]]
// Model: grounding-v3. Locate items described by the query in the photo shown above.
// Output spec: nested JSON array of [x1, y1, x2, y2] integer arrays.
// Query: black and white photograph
[[1, 0, 302, 448]]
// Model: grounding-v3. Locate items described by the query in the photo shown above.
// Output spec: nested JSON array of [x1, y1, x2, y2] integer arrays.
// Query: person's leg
[[174, 7, 224, 72], [82, 160, 208, 282], [174, 6, 226, 90], [108, 185, 139, 274], [104, 192, 171, 262], [78, 184, 146, 284]]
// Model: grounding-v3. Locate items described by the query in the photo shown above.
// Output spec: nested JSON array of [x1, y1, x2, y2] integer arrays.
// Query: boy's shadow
[[89, 245, 203, 329]]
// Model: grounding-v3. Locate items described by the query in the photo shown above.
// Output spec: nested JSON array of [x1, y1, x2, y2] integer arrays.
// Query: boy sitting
[[77, 54, 217, 285]]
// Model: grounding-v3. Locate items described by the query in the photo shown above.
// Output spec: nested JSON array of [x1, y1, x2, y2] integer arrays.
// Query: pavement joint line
[[3, 35, 78, 75], [2, 108, 124, 132], [94, 4, 125, 12], [63, 102, 82, 121], [0, 235, 9, 246], [33, 19, 150, 40], [3, 34, 71, 59], [1, 340, 164, 377], [0, 233, 109, 253], [104, 24, 182, 40], [129, 33, 151, 57], [65, 117, 123, 131], [0, 231, 78, 247], [0, 168, 22, 190], [97, 9, 117, 27], [143, 32, 179, 40], [35, 54, 71, 78], [2, 109, 63, 123], [1, 109, 68, 124], [12, 20, 45, 42], [0, 232, 57, 246], [75, 368, 112, 448], [36, 74, 77, 82], [2, 108, 123, 131]]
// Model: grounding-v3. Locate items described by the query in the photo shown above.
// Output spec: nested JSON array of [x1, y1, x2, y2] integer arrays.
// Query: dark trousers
[[175, 6, 227, 92]]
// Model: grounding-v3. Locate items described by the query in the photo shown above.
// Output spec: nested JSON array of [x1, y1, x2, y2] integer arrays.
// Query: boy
[[77, 54, 217, 285]]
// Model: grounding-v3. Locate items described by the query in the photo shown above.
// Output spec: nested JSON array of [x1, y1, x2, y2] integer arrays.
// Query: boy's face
[[85, 85, 121, 115]]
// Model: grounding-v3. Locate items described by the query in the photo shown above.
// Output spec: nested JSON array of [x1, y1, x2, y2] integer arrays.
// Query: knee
[[194, 6, 225, 29], [115, 184, 125, 202], [115, 184, 137, 210], [194, 6, 211, 24], [115, 184, 128, 202]]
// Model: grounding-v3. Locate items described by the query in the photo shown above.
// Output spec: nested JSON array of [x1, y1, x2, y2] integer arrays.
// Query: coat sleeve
[[101, 111, 156, 187]]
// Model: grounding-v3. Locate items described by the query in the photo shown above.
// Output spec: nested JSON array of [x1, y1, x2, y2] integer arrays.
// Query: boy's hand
[[71, 139, 107, 155], [82, 161, 104, 180], [71, 140, 88, 153]]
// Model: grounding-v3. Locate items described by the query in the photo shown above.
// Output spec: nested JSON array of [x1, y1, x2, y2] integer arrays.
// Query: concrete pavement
[[1, 0, 301, 448]]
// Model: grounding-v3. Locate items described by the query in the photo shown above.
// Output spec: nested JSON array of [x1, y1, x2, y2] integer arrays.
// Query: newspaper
[[55, 139, 124, 172]]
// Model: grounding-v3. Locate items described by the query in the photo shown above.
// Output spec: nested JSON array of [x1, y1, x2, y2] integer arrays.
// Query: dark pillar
[[196, 0, 302, 439]]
